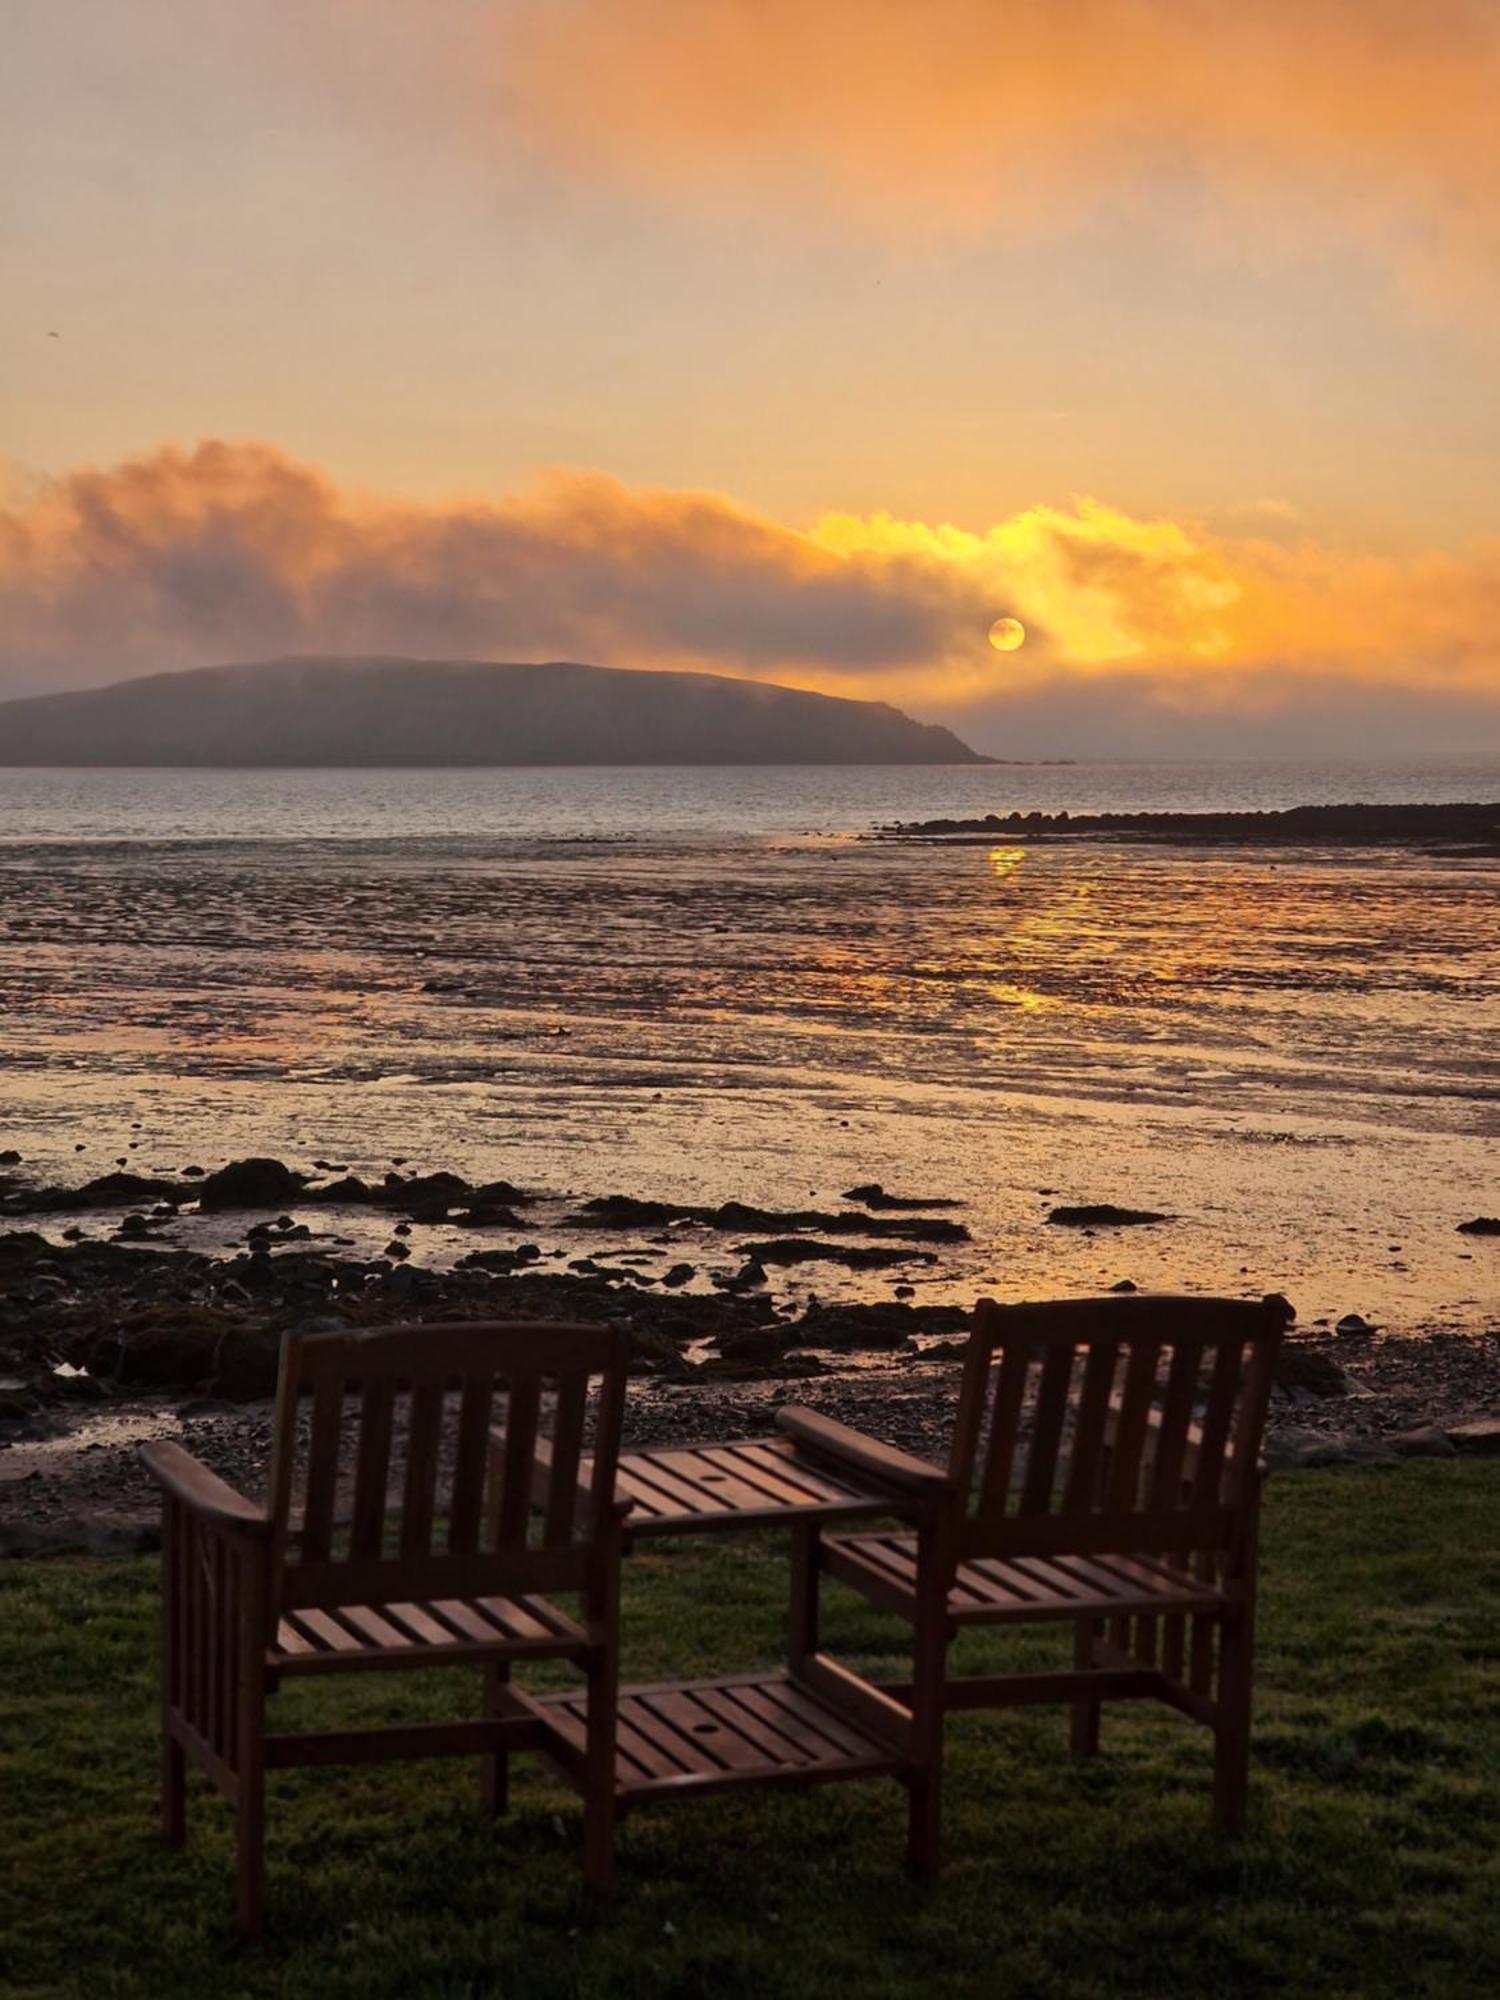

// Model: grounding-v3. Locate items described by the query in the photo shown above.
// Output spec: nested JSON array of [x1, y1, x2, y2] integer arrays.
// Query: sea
[[2, 759, 1498, 1336]]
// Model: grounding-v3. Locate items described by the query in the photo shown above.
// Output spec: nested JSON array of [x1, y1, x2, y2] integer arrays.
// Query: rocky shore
[[2, 1154, 1497, 1554], [877, 801, 1500, 849]]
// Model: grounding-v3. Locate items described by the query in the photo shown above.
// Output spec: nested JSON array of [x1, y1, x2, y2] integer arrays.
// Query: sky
[[3, 0, 1500, 755]]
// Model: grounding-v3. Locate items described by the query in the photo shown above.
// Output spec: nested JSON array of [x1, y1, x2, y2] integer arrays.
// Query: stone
[[1447, 1418, 1500, 1456], [1336, 1313, 1375, 1336], [1109, 1278, 1138, 1293], [1046, 1205, 1169, 1228], [1275, 1348, 1351, 1399], [1388, 1426, 1457, 1459], [1456, 1217, 1500, 1236], [196, 1157, 304, 1211]]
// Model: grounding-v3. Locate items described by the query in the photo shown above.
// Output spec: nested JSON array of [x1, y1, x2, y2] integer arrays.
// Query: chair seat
[[826, 1533, 1227, 1625], [271, 1593, 588, 1674]]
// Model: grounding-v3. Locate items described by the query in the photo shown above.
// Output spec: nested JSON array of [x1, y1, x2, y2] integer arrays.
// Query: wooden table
[[525, 1429, 930, 1808]]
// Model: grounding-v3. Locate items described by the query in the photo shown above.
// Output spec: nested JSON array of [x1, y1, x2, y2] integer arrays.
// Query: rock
[[212, 1325, 282, 1400], [1046, 1205, 1169, 1228], [1447, 1418, 1500, 1456], [1275, 1348, 1351, 1399], [736, 1238, 935, 1270], [1109, 1278, 1138, 1293], [1388, 1425, 1457, 1459], [116, 1213, 154, 1238], [0, 1149, 21, 1165], [452, 1205, 527, 1229], [196, 1157, 304, 1211], [717, 1323, 798, 1363], [1335, 1313, 1375, 1336], [841, 1184, 961, 1210], [384, 1239, 411, 1260], [1456, 1217, 1500, 1236], [661, 1263, 696, 1288]]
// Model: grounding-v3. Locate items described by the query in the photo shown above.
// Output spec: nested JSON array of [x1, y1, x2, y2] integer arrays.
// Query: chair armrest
[[139, 1441, 272, 1538], [775, 1406, 956, 1498]]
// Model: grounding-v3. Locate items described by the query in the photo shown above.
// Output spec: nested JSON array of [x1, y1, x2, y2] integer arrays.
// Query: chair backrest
[[948, 1295, 1286, 1563], [264, 1319, 630, 1617]]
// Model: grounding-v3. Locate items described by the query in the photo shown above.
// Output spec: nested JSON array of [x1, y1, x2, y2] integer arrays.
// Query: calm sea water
[[1, 760, 1497, 1335], [1, 757, 1499, 842]]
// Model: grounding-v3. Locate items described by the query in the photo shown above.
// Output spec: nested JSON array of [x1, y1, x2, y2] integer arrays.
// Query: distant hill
[[0, 657, 987, 766]]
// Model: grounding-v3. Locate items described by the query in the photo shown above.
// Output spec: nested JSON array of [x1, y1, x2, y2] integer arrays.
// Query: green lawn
[[2, 1463, 1498, 1999]]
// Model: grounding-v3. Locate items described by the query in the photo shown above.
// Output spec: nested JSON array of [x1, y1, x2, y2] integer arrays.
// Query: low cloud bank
[[3, 439, 1498, 753]]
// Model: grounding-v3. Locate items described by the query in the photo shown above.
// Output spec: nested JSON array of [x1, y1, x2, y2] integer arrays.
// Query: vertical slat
[[543, 1372, 588, 1548], [1226, 1328, 1280, 1508], [947, 1309, 998, 1489], [350, 1378, 396, 1561], [299, 1375, 344, 1564], [448, 1374, 494, 1553], [1107, 1339, 1162, 1511], [1148, 1341, 1205, 1512], [399, 1380, 445, 1557], [1019, 1340, 1076, 1514], [496, 1374, 541, 1549], [1191, 1339, 1244, 1508], [1062, 1340, 1120, 1512], [192, 1518, 209, 1734], [209, 1538, 226, 1755], [975, 1340, 1034, 1518]]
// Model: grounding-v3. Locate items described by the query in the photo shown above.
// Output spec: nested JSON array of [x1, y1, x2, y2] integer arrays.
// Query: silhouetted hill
[[0, 657, 986, 766]]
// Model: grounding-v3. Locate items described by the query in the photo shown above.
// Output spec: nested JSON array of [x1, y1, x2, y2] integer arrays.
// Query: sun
[[988, 616, 1026, 653]]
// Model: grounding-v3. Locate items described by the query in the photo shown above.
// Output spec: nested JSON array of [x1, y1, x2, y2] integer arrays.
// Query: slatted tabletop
[[539, 1670, 905, 1804], [538, 1434, 916, 1537]]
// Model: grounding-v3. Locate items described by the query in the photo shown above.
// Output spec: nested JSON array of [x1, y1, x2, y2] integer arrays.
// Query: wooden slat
[[299, 1376, 345, 1564], [648, 1447, 786, 1516], [1019, 1340, 1076, 1515], [339, 1603, 413, 1650], [1191, 1340, 1244, 1508], [976, 1341, 1033, 1517], [399, 1381, 445, 1558], [447, 1375, 494, 1554], [1106, 1340, 1162, 1512], [381, 1601, 457, 1648], [287, 1607, 364, 1654], [496, 1376, 540, 1550], [1148, 1343, 1204, 1513], [543, 1374, 589, 1548], [1062, 1339, 1120, 1513], [639, 1689, 769, 1773], [349, 1379, 395, 1561], [732, 1441, 862, 1505]]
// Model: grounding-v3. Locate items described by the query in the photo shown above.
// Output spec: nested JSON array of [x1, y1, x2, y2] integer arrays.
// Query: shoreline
[[4, 1160, 1496, 1553]]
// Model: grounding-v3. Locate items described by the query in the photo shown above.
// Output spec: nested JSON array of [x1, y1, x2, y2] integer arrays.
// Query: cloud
[[0, 440, 981, 697], [2, 438, 1499, 752], [306, 0, 1500, 300]]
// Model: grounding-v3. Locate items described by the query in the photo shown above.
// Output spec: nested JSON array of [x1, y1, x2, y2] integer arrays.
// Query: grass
[[2, 1462, 1498, 1999]]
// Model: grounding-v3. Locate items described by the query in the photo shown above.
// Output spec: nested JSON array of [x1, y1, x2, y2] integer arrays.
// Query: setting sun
[[988, 616, 1026, 653]]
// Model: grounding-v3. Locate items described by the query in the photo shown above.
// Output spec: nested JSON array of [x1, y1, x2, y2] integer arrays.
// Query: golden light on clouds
[[988, 617, 1026, 653], [3, 441, 1499, 742]]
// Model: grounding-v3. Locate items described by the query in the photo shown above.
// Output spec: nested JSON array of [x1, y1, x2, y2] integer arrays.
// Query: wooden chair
[[777, 1293, 1288, 1872], [141, 1318, 631, 1938]]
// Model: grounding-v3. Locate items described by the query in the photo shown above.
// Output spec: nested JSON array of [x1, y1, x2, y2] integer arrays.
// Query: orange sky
[[4, 2, 1499, 750]]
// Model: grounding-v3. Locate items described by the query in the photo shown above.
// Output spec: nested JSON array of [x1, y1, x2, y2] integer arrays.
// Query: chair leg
[[161, 1729, 187, 1845], [1070, 1620, 1102, 1760], [480, 1661, 511, 1814], [905, 1526, 949, 1878], [583, 1644, 617, 1896], [235, 1755, 266, 1942], [1213, 1615, 1252, 1834], [787, 1523, 820, 1680]]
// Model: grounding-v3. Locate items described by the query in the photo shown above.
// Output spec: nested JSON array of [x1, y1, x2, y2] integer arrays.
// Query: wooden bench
[[776, 1293, 1289, 1872], [142, 1318, 631, 1938]]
